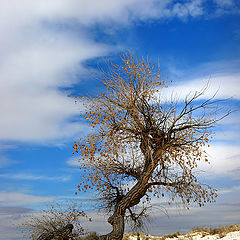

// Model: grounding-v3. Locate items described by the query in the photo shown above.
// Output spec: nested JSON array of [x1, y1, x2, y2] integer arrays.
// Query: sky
[[0, 0, 240, 239]]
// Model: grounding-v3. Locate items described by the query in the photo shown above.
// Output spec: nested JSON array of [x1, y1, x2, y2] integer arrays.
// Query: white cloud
[[197, 143, 240, 178], [213, 0, 240, 16], [215, 130, 240, 141], [219, 111, 240, 125], [160, 73, 240, 101], [172, 0, 204, 18], [0, 0, 112, 143], [0, 0, 239, 144], [147, 202, 240, 235], [0, 155, 18, 168], [0, 173, 71, 182], [160, 62, 240, 182], [214, 0, 234, 7], [0, 208, 28, 240], [218, 185, 240, 194], [0, 145, 17, 151], [67, 157, 81, 167], [0, 0, 205, 28], [0, 156, 9, 168], [0, 191, 53, 207], [0, 23, 107, 142]]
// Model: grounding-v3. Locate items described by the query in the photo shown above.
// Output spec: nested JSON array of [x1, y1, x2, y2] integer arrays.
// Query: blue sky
[[0, 0, 240, 239]]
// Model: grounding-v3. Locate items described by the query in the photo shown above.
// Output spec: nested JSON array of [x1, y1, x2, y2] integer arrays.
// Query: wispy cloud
[[1, 0, 239, 144], [66, 157, 81, 167], [214, 130, 240, 142], [0, 191, 53, 207], [197, 143, 240, 179], [0, 25, 107, 143], [214, 0, 234, 7], [213, 0, 240, 16], [0, 145, 17, 151], [0, 173, 71, 182], [160, 73, 240, 101], [218, 184, 240, 194], [0, 1, 110, 144], [146, 202, 240, 235], [0, 155, 19, 168], [0, 207, 32, 240]]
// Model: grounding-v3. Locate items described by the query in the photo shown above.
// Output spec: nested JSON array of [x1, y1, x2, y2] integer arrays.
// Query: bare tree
[[73, 53, 227, 240]]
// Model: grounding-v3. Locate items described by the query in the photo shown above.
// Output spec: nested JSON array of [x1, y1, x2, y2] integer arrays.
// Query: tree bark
[[101, 163, 155, 240], [100, 207, 125, 240]]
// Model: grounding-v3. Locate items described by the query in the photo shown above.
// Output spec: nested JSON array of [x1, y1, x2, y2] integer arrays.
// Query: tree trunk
[[100, 206, 125, 240], [101, 164, 155, 240]]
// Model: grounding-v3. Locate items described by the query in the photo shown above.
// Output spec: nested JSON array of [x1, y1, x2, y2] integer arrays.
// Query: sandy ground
[[129, 230, 240, 240], [164, 230, 240, 240]]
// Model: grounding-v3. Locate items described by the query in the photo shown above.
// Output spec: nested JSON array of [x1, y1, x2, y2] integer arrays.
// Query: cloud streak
[[160, 73, 240, 102], [67, 157, 81, 167], [0, 155, 18, 168], [0, 173, 71, 182], [0, 191, 53, 207], [196, 143, 240, 180], [0, 207, 32, 240]]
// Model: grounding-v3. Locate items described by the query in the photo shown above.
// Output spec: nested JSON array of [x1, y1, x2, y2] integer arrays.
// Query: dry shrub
[[212, 224, 240, 235], [79, 232, 100, 240], [22, 201, 91, 240], [191, 224, 240, 235], [160, 232, 181, 240], [190, 227, 213, 234]]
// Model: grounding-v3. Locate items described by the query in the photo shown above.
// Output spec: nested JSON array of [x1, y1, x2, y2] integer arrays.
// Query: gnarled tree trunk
[[101, 163, 154, 240], [100, 207, 125, 240]]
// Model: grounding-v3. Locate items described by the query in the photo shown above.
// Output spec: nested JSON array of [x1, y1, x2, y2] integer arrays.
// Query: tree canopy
[[73, 53, 225, 240]]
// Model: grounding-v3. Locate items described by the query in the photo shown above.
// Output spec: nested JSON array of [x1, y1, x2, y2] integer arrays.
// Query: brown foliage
[[73, 52, 228, 239]]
